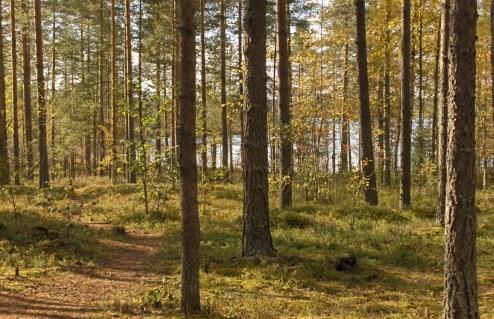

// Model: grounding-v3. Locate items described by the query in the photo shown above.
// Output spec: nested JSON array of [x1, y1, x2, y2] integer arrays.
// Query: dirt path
[[0, 229, 163, 319]]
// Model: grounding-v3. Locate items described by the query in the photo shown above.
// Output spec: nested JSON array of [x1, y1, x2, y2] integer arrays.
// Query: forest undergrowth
[[0, 176, 493, 318]]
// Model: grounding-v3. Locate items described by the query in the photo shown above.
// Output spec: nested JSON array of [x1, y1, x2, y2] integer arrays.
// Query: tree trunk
[[443, 1, 478, 317], [0, 0, 9, 186], [178, 0, 201, 313], [138, 0, 148, 214], [220, 0, 228, 170], [400, 0, 411, 209], [354, 0, 378, 205], [11, 0, 20, 185], [98, 0, 106, 176], [21, 0, 33, 181], [111, 0, 118, 184], [431, 19, 440, 163], [437, 0, 450, 226], [34, 0, 49, 188], [383, 0, 392, 186], [277, 0, 292, 209], [242, 0, 275, 256], [200, 0, 207, 172], [125, 0, 136, 184], [417, 0, 425, 167], [50, 3, 57, 179], [341, 41, 350, 173]]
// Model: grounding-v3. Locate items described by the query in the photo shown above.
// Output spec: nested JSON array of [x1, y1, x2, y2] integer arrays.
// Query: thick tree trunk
[[11, 0, 20, 185], [437, 0, 450, 226], [34, 0, 49, 188], [354, 0, 378, 205], [178, 0, 201, 313], [242, 0, 275, 256], [443, 1, 478, 317], [21, 0, 33, 181], [277, 0, 292, 209], [400, 0, 411, 209]]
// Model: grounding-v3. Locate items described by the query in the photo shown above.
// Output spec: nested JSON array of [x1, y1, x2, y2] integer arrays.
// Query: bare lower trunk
[[242, 0, 275, 256], [443, 1, 478, 317]]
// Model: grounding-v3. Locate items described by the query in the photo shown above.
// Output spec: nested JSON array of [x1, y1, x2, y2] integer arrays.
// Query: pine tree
[[443, 0, 478, 317]]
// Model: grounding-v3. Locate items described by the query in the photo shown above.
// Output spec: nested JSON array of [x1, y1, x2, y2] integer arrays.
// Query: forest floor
[[0, 176, 493, 318]]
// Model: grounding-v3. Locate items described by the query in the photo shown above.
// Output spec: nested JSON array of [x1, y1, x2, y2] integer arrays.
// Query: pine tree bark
[[400, 0, 411, 209], [443, 1, 478, 317], [242, 0, 275, 256], [437, 0, 450, 226], [21, 0, 33, 181], [354, 0, 378, 205], [178, 0, 201, 313], [11, 0, 20, 185], [34, 0, 49, 188], [277, 0, 292, 209]]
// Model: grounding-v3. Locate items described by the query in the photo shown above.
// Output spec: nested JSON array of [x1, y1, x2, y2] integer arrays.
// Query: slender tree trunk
[[437, 0, 450, 225], [341, 41, 350, 173], [50, 3, 57, 179], [125, 0, 136, 184], [354, 0, 378, 205], [400, 0, 411, 209], [98, 0, 106, 176], [172, 0, 179, 152], [277, 0, 292, 209], [383, 0, 392, 186], [220, 0, 228, 170], [178, 0, 201, 313], [443, 1, 478, 317], [11, 0, 20, 185], [431, 19, 440, 163], [137, 0, 148, 214], [22, 0, 33, 181], [34, 0, 49, 188], [0, 0, 9, 186], [111, 0, 118, 184], [243, 0, 275, 256], [200, 0, 207, 172], [417, 0, 425, 166]]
